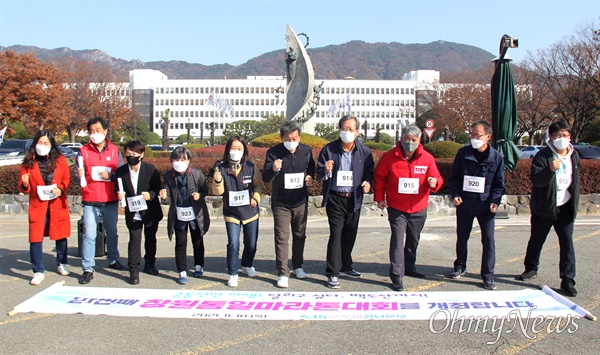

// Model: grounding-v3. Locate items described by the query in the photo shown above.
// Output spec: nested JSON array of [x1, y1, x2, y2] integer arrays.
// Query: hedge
[[424, 141, 464, 158], [2, 152, 599, 197], [251, 133, 329, 149]]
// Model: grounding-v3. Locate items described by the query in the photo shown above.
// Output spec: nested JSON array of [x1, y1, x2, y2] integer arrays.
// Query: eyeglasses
[[551, 133, 571, 139], [470, 133, 489, 139]]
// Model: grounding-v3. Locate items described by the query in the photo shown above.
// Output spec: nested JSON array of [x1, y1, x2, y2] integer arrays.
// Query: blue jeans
[[82, 202, 120, 272], [225, 219, 258, 275], [30, 238, 68, 273]]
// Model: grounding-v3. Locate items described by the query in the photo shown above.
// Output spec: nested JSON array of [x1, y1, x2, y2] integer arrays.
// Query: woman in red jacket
[[374, 125, 443, 291], [18, 130, 71, 286]]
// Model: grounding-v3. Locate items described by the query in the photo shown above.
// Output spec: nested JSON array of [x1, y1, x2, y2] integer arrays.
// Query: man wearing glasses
[[517, 121, 580, 297], [447, 120, 505, 290], [317, 114, 374, 289]]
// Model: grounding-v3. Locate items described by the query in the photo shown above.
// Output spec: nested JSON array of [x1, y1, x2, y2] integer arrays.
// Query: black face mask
[[126, 156, 141, 166]]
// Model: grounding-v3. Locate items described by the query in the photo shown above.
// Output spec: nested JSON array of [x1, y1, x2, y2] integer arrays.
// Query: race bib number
[[336, 171, 353, 187], [91, 166, 112, 182], [37, 184, 57, 201], [176, 206, 195, 221], [229, 190, 250, 207], [398, 178, 419, 194], [126, 195, 148, 212], [463, 175, 485, 193], [284, 173, 304, 189]]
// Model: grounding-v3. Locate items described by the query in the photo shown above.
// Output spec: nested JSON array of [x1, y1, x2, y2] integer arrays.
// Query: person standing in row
[[76, 117, 126, 285], [317, 114, 374, 289], [159, 146, 210, 285], [447, 120, 505, 290], [518, 121, 580, 297], [374, 125, 443, 291], [19, 130, 71, 286], [212, 136, 262, 287], [262, 121, 315, 288], [116, 140, 163, 285]]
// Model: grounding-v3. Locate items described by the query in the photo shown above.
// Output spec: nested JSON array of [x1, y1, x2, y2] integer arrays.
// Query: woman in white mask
[[212, 136, 262, 287], [18, 130, 71, 286], [159, 146, 210, 285]]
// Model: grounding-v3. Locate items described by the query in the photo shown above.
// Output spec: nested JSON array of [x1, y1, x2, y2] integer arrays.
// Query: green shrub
[[364, 141, 392, 151], [424, 141, 463, 158], [251, 133, 328, 149]]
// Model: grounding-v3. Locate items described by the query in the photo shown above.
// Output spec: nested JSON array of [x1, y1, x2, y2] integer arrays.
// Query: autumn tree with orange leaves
[[0, 50, 73, 136]]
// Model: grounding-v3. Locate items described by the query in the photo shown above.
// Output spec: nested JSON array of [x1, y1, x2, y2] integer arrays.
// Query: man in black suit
[[115, 141, 164, 285]]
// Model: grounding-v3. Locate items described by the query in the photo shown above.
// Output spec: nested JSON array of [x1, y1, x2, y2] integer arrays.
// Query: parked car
[[0, 139, 33, 156], [519, 145, 543, 159], [573, 145, 600, 159], [59, 142, 83, 148], [59, 147, 78, 159], [148, 144, 163, 151]]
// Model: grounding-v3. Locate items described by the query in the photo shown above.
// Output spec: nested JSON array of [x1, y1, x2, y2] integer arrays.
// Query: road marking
[[0, 313, 55, 325]]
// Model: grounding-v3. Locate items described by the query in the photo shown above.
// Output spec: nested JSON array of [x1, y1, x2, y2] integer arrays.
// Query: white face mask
[[229, 150, 243, 162], [90, 133, 105, 145], [471, 139, 485, 150], [35, 144, 51, 156], [340, 131, 356, 144], [552, 137, 570, 151], [283, 141, 299, 152], [172, 161, 189, 173]]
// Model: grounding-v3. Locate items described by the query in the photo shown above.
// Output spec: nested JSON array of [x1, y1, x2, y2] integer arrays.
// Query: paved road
[[1, 213, 598, 354]]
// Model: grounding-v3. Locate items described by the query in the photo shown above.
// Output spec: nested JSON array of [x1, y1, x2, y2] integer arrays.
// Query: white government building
[[128, 69, 440, 140]]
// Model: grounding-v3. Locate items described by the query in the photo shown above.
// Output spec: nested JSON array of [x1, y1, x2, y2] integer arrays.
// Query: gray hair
[[338, 114, 360, 130], [280, 120, 302, 136], [401, 124, 422, 139], [471, 120, 492, 134]]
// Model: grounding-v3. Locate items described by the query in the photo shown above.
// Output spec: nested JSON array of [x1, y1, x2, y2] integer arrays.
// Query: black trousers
[[127, 220, 159, 272], [174, 222, 205, 273], [454, 207, 496, 281], [524, 204, 576, 280], [388, 207, 427, 282], [325, 194, 361, 276]]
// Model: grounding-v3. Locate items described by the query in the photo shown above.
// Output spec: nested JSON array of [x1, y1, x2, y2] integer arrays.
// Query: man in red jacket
[[75, 117, 126, 284], [374, 125, 443, 291]]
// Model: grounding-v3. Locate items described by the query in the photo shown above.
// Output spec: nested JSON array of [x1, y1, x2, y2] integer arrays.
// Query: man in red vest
[[75, 117, 125, 284]]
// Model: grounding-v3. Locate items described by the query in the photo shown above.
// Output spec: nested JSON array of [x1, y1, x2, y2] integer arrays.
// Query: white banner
[[12, 283, 586, 321]]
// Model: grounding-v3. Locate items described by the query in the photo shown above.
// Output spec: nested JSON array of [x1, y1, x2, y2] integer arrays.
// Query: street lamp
[[187, 117, 191, 144]]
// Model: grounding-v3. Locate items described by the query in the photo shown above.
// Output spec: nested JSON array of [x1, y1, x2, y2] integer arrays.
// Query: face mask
[[471, 139, 484, 150], [126, 156, 141, 166], [340, 131, 356, 144], [35, 145, 51, 156], [172, 161, 188, 173], [229, 150, 243, 162], [90, 133, 105, 144], [283, 141, 299, 152], [401, 141, 419, 153], [552, 137, 570, 150]]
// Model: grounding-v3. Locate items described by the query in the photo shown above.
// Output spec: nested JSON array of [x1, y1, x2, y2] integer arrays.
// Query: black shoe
[[561, 279, 577, 297], [108, 260, 128, 271], [483, 279, 497, 290], [448, 268, 466, 279], [78, 271, 94, 284], [143, 264, 159, 276], [405, 270, 426, 278], [129, 271, 140, 285], [391, 281, 403, 291], [517, 270, 538, 281]]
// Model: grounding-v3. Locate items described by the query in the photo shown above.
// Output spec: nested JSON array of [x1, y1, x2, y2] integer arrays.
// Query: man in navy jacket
[[317, 114, 374, 289], [448, 120, 505, 290]]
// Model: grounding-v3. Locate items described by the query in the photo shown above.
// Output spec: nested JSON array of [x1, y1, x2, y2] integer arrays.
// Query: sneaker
[[339, 269, 362, 279], [517, 270, 538, 281], [448, 268, 466, 279], [108, 260, 128, 271], [194, 265, 204, 278], [78, 271, 94, 284], [30, 272, 45, 286], [178, 271, 188, 285], [561, 279, 577, 297], [227, 274, 239, 287], [57, 264, 70, 276], [327, 276, 340, 289], [391, 281, 403, 291], [293, 268, 307, 279], [277, 275, 289, 288], [241, 266, 257, 277], [483, 279, 497, 290]]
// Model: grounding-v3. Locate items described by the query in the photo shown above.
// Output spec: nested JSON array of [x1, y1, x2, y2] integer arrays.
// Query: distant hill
[[2, 40, 495, 81]]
